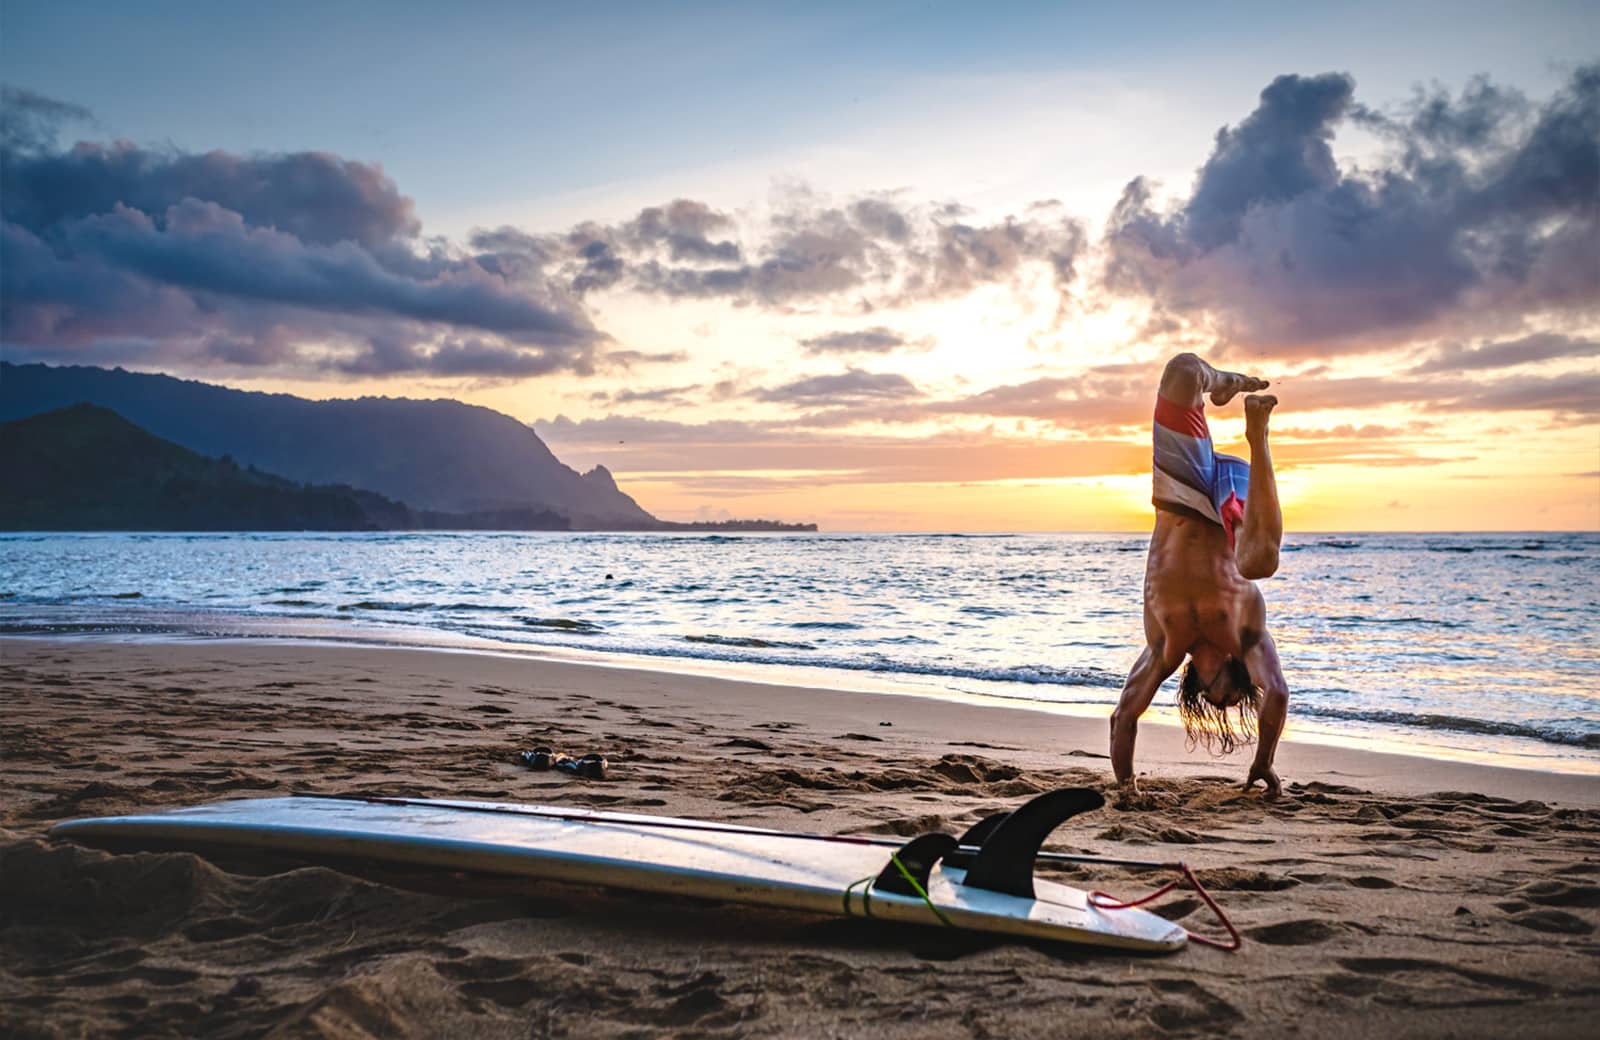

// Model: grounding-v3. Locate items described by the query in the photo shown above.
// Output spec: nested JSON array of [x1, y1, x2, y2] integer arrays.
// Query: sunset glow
[[4, 2, 1595, 531]]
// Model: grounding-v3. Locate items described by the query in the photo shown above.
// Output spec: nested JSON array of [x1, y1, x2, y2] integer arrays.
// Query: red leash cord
[[1089, 862, 1242, 951]]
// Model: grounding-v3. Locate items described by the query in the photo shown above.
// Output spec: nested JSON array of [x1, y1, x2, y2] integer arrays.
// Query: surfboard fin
[[945, 812, 1008, 867], [874, 833, 959, 896], [957, 787, 1106, 898]]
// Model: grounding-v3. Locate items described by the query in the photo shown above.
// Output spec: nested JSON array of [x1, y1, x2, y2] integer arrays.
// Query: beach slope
[[3, 639, 1597, 1038]]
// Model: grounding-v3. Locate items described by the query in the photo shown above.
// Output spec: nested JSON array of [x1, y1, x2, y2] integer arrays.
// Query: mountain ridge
[[0, 362, 651, 526], [0, 362, 816, 531]]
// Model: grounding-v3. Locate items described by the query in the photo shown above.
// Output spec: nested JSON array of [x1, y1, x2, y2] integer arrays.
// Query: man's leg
[[1159, 353, 1269, 409], [1236, 394, 1282, 580]]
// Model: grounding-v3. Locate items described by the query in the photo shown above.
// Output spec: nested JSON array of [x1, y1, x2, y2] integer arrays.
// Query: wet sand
[[3, 637, 1597, 1038]]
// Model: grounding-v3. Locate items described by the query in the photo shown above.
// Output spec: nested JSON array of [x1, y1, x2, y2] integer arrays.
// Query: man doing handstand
[[1110, 353, 1288, 795]]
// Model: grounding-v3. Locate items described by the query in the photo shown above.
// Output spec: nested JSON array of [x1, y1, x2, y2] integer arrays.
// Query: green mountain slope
[[0, 404, 416, 531]]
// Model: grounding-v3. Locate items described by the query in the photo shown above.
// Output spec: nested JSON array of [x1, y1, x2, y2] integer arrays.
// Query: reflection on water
[[2, 531, 1596, 771]]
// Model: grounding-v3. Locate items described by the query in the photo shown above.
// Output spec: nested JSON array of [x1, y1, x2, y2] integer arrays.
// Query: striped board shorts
[[1152, 395, 1249, 548]]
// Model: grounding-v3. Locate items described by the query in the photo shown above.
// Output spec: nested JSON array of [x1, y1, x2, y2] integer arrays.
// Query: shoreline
[[6, 635, 1596, 805], [6, 624, 1597, 783]]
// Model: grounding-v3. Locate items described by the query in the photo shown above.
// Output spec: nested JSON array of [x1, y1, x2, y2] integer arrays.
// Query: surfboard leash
[[843, 854, 955, 928], [1088, 862, 1242, 951]]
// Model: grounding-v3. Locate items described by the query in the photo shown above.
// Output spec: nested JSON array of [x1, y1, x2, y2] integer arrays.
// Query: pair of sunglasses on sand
[[520, 747, 608, 779]]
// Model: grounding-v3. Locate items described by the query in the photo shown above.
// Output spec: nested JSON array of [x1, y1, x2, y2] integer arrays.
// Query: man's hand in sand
[[1244, 762, 1281, 798]]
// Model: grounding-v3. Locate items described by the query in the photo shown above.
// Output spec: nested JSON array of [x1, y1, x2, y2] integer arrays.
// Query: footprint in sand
[[1144, 978, 1242, 1033], [1244, 919, 1342, 945], [1338, 957, 1549, 996], [1506, 908, 1593, 935], [1347, 875, 1398, 889], [1511, 879, 1600, 908]]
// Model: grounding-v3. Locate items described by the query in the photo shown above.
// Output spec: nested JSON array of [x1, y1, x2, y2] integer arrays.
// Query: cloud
[[1271, 422, 1416, 440], [4, 138, 420, 251], [754, 367, 921, 404], [654, 192, 1086, 308], [69, 200, 592, 341], [476, 188, 1087, 310], [625, 199, 741, 262], [799, 326, 932, 355], [1433, 371, 1600, 417], [534, 413, 1448, 485], [939, 374, 1147, 429], [334, 335, 586, 377], [1103, 65, 1600, 353], [785, 357, 1600, 433], [600, 348, 690, 368], [1267, 371, 1600, 419], [1401, 74, 1529, 150], [1, 84, 94, 153], [591, 384, 703, 406], [1, 96, 602, 378], [1408, 332, 1600, 374]]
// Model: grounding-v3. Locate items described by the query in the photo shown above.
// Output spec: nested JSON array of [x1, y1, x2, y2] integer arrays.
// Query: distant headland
[[0, 363, 817, 533]]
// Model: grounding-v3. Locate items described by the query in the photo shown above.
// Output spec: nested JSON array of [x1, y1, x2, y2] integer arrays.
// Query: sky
[[2, 1, 1597, 530]]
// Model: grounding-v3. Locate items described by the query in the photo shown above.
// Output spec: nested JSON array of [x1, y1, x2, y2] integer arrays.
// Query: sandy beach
[[3, 636, 1597, 1038]]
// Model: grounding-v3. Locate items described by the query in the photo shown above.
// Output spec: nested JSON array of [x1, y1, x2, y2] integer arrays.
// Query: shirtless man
[[1109, 353, 1288, 796]]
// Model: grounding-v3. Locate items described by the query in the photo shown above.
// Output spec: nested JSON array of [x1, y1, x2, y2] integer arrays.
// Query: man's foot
[[1210, 372, 1269, 407], [1244, 393, 1278, 443]]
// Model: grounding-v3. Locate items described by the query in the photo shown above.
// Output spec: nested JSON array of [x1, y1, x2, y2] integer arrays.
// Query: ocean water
[[3, 531, 1597, 774]]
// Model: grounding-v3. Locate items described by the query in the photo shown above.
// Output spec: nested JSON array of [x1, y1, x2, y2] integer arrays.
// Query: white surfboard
[[50, 792, 1188, 953]]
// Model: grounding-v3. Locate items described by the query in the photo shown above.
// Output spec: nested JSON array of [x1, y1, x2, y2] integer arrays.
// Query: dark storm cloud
[[1409, 332, 1600, 374], [754, 368, 921, 404], [1, 91, 602, 378], [799, 326, 929, 355], [1103, 65, 1600, 352]]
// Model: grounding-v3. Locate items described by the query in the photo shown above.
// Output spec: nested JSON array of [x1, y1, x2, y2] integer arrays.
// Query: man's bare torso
[[1144, 502, 1267, 667]]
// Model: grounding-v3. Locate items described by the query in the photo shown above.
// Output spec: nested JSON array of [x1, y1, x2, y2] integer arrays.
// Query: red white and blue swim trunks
[[1152, 395, 1249, 548]]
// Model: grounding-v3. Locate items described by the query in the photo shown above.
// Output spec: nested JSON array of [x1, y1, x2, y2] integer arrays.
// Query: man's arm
[[1244, 632, 1289, 797], [1160, 353, 1270, 408], [1110, 645, 1180, 783]]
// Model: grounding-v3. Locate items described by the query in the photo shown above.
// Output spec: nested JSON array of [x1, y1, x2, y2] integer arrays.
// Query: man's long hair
[[1177, 657, 1261, 755]]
